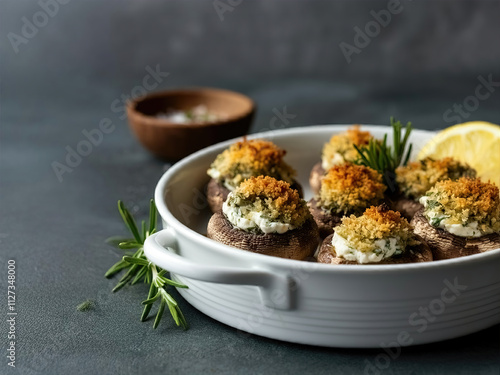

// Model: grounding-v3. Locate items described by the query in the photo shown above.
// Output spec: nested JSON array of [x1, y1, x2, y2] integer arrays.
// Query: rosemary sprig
[[354, 117, 413, 192], [105, 199, 188, 329], [76, 299, 95, 312]]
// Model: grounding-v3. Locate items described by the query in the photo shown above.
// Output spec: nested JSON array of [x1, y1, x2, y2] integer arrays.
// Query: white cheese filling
[[207, 167, 221, 180], [331, 232, 403, 264], [419, 196, 485, 238], [442, 222, 483, 237], [322, 152, 345, 170], [222, 197, 294, 234]]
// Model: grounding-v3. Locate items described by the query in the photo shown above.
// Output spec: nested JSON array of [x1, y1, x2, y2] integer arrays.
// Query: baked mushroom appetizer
[[206, 138, 301, 213], [309, 125, 373, 194], [412, 177, 500, 260], [317, 204, 432, 265], [207, 176, 319, 260], [308, 163, 386, 238], [392, 157, 476, 219]]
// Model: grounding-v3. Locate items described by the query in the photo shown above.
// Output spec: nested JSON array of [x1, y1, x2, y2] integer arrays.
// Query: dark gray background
[[1, 1, 499, 374]]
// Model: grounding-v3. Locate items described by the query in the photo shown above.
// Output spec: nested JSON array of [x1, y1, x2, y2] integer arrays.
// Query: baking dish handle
[[144, 228, 295, 310]]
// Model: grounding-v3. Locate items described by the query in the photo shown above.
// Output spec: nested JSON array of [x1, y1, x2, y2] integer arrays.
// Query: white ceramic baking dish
[[144, 125, 500, 348]]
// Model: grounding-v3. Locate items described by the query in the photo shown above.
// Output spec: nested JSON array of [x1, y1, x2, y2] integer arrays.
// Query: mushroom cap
[[422, 178, 500, 234], [318, 163, 386, 215], [309, 162, 325, 196], [317, 233, 433, 265], [395, 157, 476, 200], [206, 178, 304, 214], [207, 138, 297, 190], [388, 194, 423, 220], [307, 198, 342, 239], [207, 211, 319, 260], [321, 126, 372, 170], [411, 209, 500, 260], [207, 178, 230, 214]]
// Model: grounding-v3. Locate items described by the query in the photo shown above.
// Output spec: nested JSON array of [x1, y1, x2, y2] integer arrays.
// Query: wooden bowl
[[126, 88, 255, 160]]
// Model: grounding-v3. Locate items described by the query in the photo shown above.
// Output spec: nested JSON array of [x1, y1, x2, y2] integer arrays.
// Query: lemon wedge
[[417, 121, 500, 187]]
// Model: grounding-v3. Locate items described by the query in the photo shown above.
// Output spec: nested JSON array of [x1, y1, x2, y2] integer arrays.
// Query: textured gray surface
[[1, 1, 499, 374]]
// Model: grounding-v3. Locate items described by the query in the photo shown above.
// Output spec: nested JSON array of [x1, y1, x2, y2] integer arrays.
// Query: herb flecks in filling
[[223, 176, 310, 234], [207, 139, 296, 190], [420, 177, 500, 237], [396, 157, 476, 200], [322, 126, 372, 170], [318, 163, 386, 215], [333, 205, 419, 263]]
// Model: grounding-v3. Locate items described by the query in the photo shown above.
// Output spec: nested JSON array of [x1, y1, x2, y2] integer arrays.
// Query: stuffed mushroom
[[308, 163, 387, 238], [207, 176, 319, 260], [317, 204, 433, 265], [412, 177, 500, 260], [392, 157, 476, 219], [309, 125, 373, 194], [206, 138, 301, 213]]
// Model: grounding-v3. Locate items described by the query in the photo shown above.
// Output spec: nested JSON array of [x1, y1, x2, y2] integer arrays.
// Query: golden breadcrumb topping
[[396, 157, 476, 199], [318, 163, 386, 214], [229, 176, 310, 228], [422, 178, 500, 232], [207, 138, 296, 189], [336, 205, 419, 253], [322, 126, 372, 169]]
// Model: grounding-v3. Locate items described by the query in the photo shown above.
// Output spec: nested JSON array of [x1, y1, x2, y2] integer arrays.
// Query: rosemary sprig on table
[[76, 299, 95, 312], [105, 200, 188, 329], [354, 117, 413, 191]]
